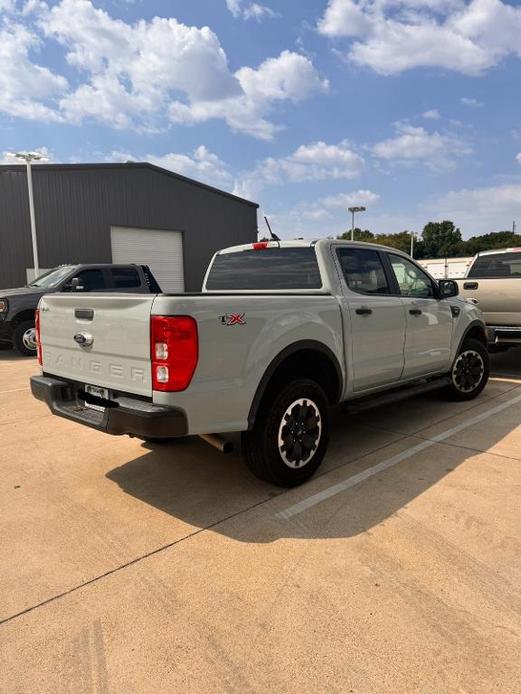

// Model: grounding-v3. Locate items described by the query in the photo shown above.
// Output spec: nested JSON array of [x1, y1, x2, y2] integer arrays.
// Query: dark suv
[[0, 264, 161, 356]]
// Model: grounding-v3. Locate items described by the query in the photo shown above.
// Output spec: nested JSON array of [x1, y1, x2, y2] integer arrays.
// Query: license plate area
[[83, 384, 110, 412]]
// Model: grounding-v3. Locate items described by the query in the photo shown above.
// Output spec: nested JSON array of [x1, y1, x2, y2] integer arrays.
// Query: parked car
[[0, 264, 161, 356], [31, 240, 489, 487], [454, 248, 521, 349]]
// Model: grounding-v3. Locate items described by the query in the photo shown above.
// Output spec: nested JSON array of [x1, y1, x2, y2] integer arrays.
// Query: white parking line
[[277, 392, 521, 520]]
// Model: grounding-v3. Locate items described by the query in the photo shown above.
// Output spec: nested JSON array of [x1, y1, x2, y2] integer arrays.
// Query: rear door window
[[110, 268, 141, 288], [76, 269, 106, 291], [206, 247, 322, 290], [468, 253, 521, 278], [336, 248, 390, 295]]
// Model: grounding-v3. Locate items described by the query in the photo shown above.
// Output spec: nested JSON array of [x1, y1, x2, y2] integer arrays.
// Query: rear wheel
[[13, 319, 37, 357], [241, 378, 329, 487], [446, 338, 489, 401]]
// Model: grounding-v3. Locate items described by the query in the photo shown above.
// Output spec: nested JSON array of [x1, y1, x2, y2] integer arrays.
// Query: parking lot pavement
[[1, 349, 520, 693]]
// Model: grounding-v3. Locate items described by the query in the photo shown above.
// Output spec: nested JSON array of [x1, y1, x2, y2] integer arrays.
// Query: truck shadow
[[106, 369, 521, 542], [0, 345, 30, 361]]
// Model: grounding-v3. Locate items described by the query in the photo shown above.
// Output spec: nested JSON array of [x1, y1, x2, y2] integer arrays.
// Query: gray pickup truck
[[31, 240, 489, 486], [0, 264, 161, 356]]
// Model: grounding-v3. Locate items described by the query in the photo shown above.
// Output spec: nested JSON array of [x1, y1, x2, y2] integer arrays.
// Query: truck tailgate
[[39, 294, 155, 397]]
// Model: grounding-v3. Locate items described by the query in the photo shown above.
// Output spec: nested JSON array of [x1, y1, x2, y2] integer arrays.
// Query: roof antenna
[[264, 215, 280, 242]]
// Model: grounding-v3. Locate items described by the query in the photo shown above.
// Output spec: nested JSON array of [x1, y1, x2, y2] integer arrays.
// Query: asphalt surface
[[1, 348, 520, 693]]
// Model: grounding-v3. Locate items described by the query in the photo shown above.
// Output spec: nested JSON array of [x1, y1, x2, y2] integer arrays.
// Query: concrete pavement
[[1, 348, 520, 693]]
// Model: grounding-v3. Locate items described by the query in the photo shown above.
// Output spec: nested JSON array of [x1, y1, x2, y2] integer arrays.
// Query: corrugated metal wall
[[0, 164, 258, 291]]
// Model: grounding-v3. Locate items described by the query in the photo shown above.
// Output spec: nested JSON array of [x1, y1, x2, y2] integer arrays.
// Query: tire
[[445, 338, 489, 401], [12, 319, 37, 357], [241, 378, 329, 487]]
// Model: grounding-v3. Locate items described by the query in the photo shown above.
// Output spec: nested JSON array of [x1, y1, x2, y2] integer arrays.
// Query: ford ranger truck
[[454, 248, 521, 349], [31, 240, 489, 487]]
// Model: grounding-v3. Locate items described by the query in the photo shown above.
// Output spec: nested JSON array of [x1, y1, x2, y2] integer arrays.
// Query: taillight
[[34, 309, 42, 365], [252, 242, 269, 250], [151, 316, 198, 391]]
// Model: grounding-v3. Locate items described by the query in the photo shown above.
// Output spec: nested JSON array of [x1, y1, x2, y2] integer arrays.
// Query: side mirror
[[438, 279, 459, 299]]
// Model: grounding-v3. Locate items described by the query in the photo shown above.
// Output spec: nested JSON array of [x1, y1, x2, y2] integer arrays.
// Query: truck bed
[[38, 291, 343, 434]]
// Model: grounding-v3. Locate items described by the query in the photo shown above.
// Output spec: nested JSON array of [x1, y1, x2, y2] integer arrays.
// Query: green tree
[[374, 231, 418, 255], [422, 221, 463, 258], [337, 228, 375, 242], [462, 231, 521, 255]]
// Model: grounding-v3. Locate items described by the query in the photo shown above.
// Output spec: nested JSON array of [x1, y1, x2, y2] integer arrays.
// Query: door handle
[[409, 309, 422, 316], [355, 307, 373, 316], [464, 282, 478, 290]]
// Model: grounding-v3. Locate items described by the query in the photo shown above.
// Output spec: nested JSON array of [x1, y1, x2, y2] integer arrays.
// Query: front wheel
[[445, 338, 489, 401], [13, 319, 37, 357], [241, 378, 329, 487]]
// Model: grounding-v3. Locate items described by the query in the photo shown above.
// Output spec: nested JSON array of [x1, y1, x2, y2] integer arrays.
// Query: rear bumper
[[30, 374, 188, 438], [488, 326, 521, 344]]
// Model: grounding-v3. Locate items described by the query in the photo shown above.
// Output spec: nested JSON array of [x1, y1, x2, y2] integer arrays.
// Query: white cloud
[[422, 109, 440, 119], [110, 146, 234, 191], [318, 0, 372, 38], [317, 0, 521, 75], [40, 0, 242, 130], [262, 189, 380, 239], [170, 50, 328, 139], [0, 21, 67, 121], [24, 1, 323, 138], [434, 182, 521, 234], [234, 140, 364, 198], [225, 0, 276, 21], [320, 189, 381, 208], [109, 143, 365, 203], [460, 96, 483, 107], [516, 153, 521, 164], [283, 141, 365, 180], [372, 122, 471, 169]]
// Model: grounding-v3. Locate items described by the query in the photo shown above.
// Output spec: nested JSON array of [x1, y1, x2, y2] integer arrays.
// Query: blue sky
[[1, 0, 520, 239]]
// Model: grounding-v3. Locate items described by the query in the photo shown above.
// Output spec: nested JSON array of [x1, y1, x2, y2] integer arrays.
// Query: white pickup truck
[[31, 240, 489, 487], [455, 247, 521, 348]]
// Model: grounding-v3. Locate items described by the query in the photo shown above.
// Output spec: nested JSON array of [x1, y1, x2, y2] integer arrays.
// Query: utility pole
[[8, 151, 46, 279], [348, 206, 366, 241], [513, 220, 517, 234], [410, 231, 416, 258]]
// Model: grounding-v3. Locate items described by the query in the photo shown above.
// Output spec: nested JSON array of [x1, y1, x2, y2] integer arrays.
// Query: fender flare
[[455, 320, 488, 357], [247, 339, 343, 429]]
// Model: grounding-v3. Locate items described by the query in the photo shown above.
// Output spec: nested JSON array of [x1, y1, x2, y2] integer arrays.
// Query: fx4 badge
[[220, 312, 247, 326]]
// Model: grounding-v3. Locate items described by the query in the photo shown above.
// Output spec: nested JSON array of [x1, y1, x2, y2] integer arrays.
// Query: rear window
[[468, 252, 521, 278], [205, 247, 322, 290]]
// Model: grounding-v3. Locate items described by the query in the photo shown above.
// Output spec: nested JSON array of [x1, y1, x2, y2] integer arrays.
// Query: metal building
[[0, 162, 258, 291]]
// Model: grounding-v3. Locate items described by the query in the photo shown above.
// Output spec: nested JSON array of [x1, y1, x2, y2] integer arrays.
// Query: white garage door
[[110, 226, 184, 293]]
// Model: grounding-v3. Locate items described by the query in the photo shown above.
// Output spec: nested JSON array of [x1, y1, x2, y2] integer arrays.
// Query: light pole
[[8, 151, 46, 279], [348, 206, 366, 241], [410, 231, 416, 258]]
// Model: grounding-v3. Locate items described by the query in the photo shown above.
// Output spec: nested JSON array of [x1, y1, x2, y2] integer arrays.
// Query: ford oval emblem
[[74, 332, 94, 347]]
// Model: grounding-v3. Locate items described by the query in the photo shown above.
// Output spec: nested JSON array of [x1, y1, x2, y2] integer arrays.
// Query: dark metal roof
[[0, 161, 259, 208]]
